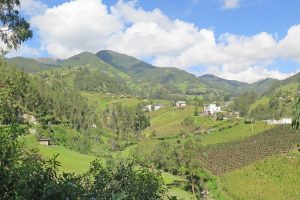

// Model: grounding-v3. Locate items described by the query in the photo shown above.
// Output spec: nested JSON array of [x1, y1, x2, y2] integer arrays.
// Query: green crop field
[[200, 121, 271, 146], [220, 155, 300, 200]]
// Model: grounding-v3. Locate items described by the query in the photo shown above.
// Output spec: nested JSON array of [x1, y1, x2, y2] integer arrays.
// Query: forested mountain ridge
[[6, 49, 286, 98], [7, 57, 59, 73]]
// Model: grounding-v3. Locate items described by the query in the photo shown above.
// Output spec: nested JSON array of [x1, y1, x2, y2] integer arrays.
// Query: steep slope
[[249, 80, 298, 119], [7, 57, 59, 73], [96, 50, 207, 94], [283, 72, 300, 84], [199, 74, 248, 95], [199, 74, 280, 96], [247, 78, 280, 95], [59, 52, 132, 80]]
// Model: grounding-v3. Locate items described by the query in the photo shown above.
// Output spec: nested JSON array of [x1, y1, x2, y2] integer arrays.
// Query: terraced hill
[[198, 125, 300, 175]]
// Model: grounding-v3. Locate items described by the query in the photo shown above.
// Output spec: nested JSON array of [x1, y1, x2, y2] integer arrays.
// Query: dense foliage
[[232, 91, 257, 116], [250, 85, 296, 120], [0, 71, 165, 199], [102, 103, 150, 137], [133, 139, 204, 198], [292, 96, 300, 129], [0, 60, 98, 130], [0, 125, 165, 200], [0, 0, 32, 54], [74, 67, 130, 94]]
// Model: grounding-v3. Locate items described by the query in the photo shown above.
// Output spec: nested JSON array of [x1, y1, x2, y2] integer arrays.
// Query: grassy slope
[[220, 155, 300, 200], [200, 121, 271, 146], [22, 135, 194, 199], [22, 135, 96, 174], [144, 106, 195, 137]]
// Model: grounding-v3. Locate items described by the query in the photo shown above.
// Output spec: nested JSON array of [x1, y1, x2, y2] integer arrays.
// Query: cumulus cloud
[[6, 44, 41, 58], [20, 0, 48, 16], [16, 0, 300, 83], [278, 25, 300, 62], [222, 0, 241, 9], [31, 0, 123, 58]]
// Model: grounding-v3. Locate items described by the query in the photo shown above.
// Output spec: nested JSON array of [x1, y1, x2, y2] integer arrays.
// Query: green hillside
[[7, 50, 285, 99], [97, 50, 207, 94], [7, 57, 59, 73], [199, 74, 280, 96], [199, 74, 247, 95]]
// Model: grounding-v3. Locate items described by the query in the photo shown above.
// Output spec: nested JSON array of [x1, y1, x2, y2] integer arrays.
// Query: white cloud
[[17, 0, 300, 83], [20, 0, 48, 16], [6, 44, 41, 58], [31, 0, 123, 58], [278, 25, 300, 63], [222, 0, 241, 9]]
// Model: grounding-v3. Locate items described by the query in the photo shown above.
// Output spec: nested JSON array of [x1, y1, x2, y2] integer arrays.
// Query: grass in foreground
[[220, 155, 300, 200]]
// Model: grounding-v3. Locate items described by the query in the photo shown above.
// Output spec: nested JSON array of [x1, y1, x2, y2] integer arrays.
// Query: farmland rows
[[198, 125, 300, 175]]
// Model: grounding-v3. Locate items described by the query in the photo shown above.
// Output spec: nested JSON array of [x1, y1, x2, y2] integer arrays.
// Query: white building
[[144, 104, 163, 112], [153, 105, 163, 111], [144, 105, 152, 112], [176, 101, 186, 107], [204, 104, 221, 115], [266, 118, 292, 125]]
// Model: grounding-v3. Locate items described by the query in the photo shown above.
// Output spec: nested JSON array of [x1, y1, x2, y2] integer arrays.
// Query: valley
[[1, 50, 300, 200]]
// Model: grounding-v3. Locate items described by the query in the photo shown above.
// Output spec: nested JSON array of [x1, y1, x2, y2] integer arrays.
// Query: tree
[[0, 129, 167, 199], [181, 116, 195, 133], [194, 103, 199, 116], [292, 96, 300, 130], [134, 103, 150, 132], [0, 0, 32, 54]]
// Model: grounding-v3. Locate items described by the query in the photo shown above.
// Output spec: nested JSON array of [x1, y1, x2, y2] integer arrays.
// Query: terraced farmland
[[198, 125, 300, 175]]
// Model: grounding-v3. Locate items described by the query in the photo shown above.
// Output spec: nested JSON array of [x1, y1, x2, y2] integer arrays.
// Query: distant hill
[[247, 78, 280, 95], [198, 74, 279, 96], [97, 50, 207, 94], [7, 50, 291, 99], [7, 57, 59, 73], [199, 74, 247, 95]]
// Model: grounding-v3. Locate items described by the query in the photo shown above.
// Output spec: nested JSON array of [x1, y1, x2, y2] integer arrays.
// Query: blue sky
[[39, 0, 300, 37], [9, 0, 300, 82]]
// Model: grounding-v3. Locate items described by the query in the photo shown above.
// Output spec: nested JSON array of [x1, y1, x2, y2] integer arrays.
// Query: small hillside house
[[176, 101, 186, 107], [38, 138, 51, 146], [144, 104, 163, 112], [204, 104, 221, 115], [144, 105, 152, 112]]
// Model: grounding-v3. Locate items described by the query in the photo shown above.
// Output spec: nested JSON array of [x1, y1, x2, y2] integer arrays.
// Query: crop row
[[197, 125, 300, 175]]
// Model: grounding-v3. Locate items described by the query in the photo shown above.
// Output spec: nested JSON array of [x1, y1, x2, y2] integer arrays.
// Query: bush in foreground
[[0, 125, 166, 200]]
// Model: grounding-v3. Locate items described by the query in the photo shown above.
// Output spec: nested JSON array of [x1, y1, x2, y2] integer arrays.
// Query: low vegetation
[[221, 155, 300, 200]]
